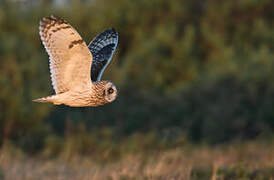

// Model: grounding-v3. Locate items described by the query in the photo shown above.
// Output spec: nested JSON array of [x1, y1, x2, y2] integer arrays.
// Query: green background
[[0, 0, 274, 154]]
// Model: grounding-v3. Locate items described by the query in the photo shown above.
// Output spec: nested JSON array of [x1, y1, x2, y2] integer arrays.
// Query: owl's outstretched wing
[[88, 28, 118, 82], [40, 15, 93, 94]]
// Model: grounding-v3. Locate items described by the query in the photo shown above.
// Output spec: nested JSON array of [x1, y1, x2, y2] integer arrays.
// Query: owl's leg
[[53, 101, 62, 105]]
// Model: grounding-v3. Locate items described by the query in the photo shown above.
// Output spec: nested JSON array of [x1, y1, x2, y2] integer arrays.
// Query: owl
[[33, 15, 118, 107]]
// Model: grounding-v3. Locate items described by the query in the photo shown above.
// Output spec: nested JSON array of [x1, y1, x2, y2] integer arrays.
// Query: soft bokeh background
[[0, 0, 274, 179]]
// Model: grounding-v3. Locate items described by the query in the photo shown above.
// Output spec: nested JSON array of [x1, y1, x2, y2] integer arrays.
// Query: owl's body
[[34, 15, 118, 107], [36, 80, 116, 107]]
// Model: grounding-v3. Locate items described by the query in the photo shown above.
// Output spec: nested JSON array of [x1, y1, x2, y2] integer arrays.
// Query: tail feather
[[33, 94, 57, 103], [33, 97, 49, 103]]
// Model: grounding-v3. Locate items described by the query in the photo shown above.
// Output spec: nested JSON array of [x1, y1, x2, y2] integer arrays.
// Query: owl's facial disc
[[104, 82, 117, 102]]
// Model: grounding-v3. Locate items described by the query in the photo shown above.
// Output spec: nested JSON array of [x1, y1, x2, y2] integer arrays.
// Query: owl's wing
[[88, 28, 118, 81], [39, 15, 93, 94]]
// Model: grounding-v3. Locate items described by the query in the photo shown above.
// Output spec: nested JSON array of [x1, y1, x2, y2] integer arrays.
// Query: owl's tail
[[33, 97, 49, 103], [33, 94, 60, 104]]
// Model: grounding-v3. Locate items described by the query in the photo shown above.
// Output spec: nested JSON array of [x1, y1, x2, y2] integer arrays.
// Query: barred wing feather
[[88, 28, 118, 81], [39, 15, 93, 94]]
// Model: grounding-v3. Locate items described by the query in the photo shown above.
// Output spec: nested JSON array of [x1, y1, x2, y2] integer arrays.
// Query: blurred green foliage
[[0, 0, 274, 153]]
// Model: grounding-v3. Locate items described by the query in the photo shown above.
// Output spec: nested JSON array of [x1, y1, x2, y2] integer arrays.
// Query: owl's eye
[[108, 88, 114, 94]]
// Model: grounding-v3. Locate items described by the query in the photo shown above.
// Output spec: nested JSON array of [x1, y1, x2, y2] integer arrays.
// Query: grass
[[0, 141, 274, 180]]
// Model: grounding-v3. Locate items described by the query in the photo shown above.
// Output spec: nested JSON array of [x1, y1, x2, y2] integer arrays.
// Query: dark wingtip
[[110, 27, 116, 32], [40, 15, 68, 25], [107, 27, 118, 35]]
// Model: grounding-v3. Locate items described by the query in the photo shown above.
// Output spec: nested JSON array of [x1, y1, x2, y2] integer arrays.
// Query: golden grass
[[0, 141, 274, 180]]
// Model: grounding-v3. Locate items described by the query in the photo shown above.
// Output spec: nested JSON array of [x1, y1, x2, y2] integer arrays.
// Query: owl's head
[[103, 82, 117, 102], [91, 81, 117, 105], [92, 81, 117, 105]]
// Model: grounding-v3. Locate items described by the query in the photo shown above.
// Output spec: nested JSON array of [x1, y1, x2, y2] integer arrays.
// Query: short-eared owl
[[33, 15, 118, 107]]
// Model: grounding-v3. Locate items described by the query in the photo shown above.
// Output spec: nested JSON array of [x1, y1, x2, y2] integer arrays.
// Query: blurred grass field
[[1, 140, 274, 180]]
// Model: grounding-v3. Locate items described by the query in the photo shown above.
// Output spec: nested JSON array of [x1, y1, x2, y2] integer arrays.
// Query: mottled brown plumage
[[33, 15, 118, 107]]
